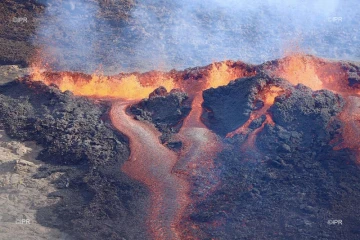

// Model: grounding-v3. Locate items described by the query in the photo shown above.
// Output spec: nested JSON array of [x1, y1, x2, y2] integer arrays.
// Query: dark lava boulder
[[258, 84, 344, 153], [130, 87, 191, 133], [129, 87, 191, 151], [341, 61, 360, 87], [202, 74, 290, 136]]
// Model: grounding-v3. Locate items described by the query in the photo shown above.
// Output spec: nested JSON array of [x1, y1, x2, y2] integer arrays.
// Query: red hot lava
[[110, 101, 189, 240]]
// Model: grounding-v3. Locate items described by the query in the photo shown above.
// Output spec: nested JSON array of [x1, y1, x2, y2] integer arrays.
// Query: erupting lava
[[29, 59, 256, 239], [28, 53, 360, 239], [269, 54, 360, 163], [31, 67, 175, 100], [273, 54, 324, 90]]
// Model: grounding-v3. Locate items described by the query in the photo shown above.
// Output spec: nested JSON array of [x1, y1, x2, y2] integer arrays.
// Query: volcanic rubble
[[0, 59, 360, 240], [0, 79, 150, 240]]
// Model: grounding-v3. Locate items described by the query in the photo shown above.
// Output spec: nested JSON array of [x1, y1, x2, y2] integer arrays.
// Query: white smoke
[[34, 0, 360, 73]]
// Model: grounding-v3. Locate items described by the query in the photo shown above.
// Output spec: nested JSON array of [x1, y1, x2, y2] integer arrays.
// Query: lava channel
[[110, 101, 190, 240]]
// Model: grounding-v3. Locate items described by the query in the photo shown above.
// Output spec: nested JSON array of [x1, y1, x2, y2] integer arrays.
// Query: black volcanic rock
[[341, 61, 360, 87], [202, 74, 291, 136], [130, 87, 191, 133], [0, 79, 129, 166], [130, 87, 191, 150], [258, 84, 344, 152]]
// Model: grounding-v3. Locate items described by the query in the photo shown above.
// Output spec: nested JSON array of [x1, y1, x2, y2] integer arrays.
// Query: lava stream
[[110, 101, 189, 240], [335, 96, 360, 163]]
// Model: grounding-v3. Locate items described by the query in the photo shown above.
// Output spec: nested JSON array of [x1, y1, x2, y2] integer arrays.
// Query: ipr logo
[[327, 220, 342, 225], [328, 17, 342, 23], [15, 219, 31, 225], [12, 17, 28, 23]]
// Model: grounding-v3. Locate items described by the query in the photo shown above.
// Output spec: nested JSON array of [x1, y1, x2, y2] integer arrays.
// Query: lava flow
[[110, 101, 189, 240], [28, 53, 360, 239]]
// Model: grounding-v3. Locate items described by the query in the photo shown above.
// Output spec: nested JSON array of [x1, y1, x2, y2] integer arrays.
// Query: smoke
[[34, 0, 360, 73]]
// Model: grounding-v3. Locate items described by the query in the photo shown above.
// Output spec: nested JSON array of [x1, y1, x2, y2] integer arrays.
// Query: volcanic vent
[[1, 55, 360, 239]]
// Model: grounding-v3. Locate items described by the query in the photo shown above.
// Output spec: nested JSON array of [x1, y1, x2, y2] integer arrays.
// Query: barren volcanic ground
[[0, 55, 360, 240]]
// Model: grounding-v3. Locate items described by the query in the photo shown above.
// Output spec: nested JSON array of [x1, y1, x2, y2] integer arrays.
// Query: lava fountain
[[268, 54, 360, 163], [30, 66, 176, 100]]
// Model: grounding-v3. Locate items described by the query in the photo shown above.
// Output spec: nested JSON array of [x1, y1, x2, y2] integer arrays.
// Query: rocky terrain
[[0, 76, 150, 240], [1, 0, 360, 239], [188, 73, 360, 240]]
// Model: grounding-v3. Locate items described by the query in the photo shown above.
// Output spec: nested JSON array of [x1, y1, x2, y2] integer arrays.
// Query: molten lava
[[110, 101, 189, 240], [30, 67, 175, 100], [28, 52, 360, 240], [273, 54, 324, 90], [207, 61, 246, 89], [172, 61, 256, 238], [29, 59, 256, 239]]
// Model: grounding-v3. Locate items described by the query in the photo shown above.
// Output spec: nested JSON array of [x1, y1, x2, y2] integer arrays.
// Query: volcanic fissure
[[8, 54, 359, 239]]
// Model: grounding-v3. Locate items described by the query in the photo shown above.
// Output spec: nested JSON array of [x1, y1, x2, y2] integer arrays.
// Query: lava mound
[[190, 73, 360, 240]]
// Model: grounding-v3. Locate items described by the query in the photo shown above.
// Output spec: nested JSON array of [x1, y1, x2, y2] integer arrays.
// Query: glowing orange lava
[[29, 59, 256, 239], [110, 101, 190, 240], [273, 54, 323, 90], [28, 52, 360, 240], [172, 61, 256, 238], [207, 61, 245, 89], [30, 67, 175, 100]]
